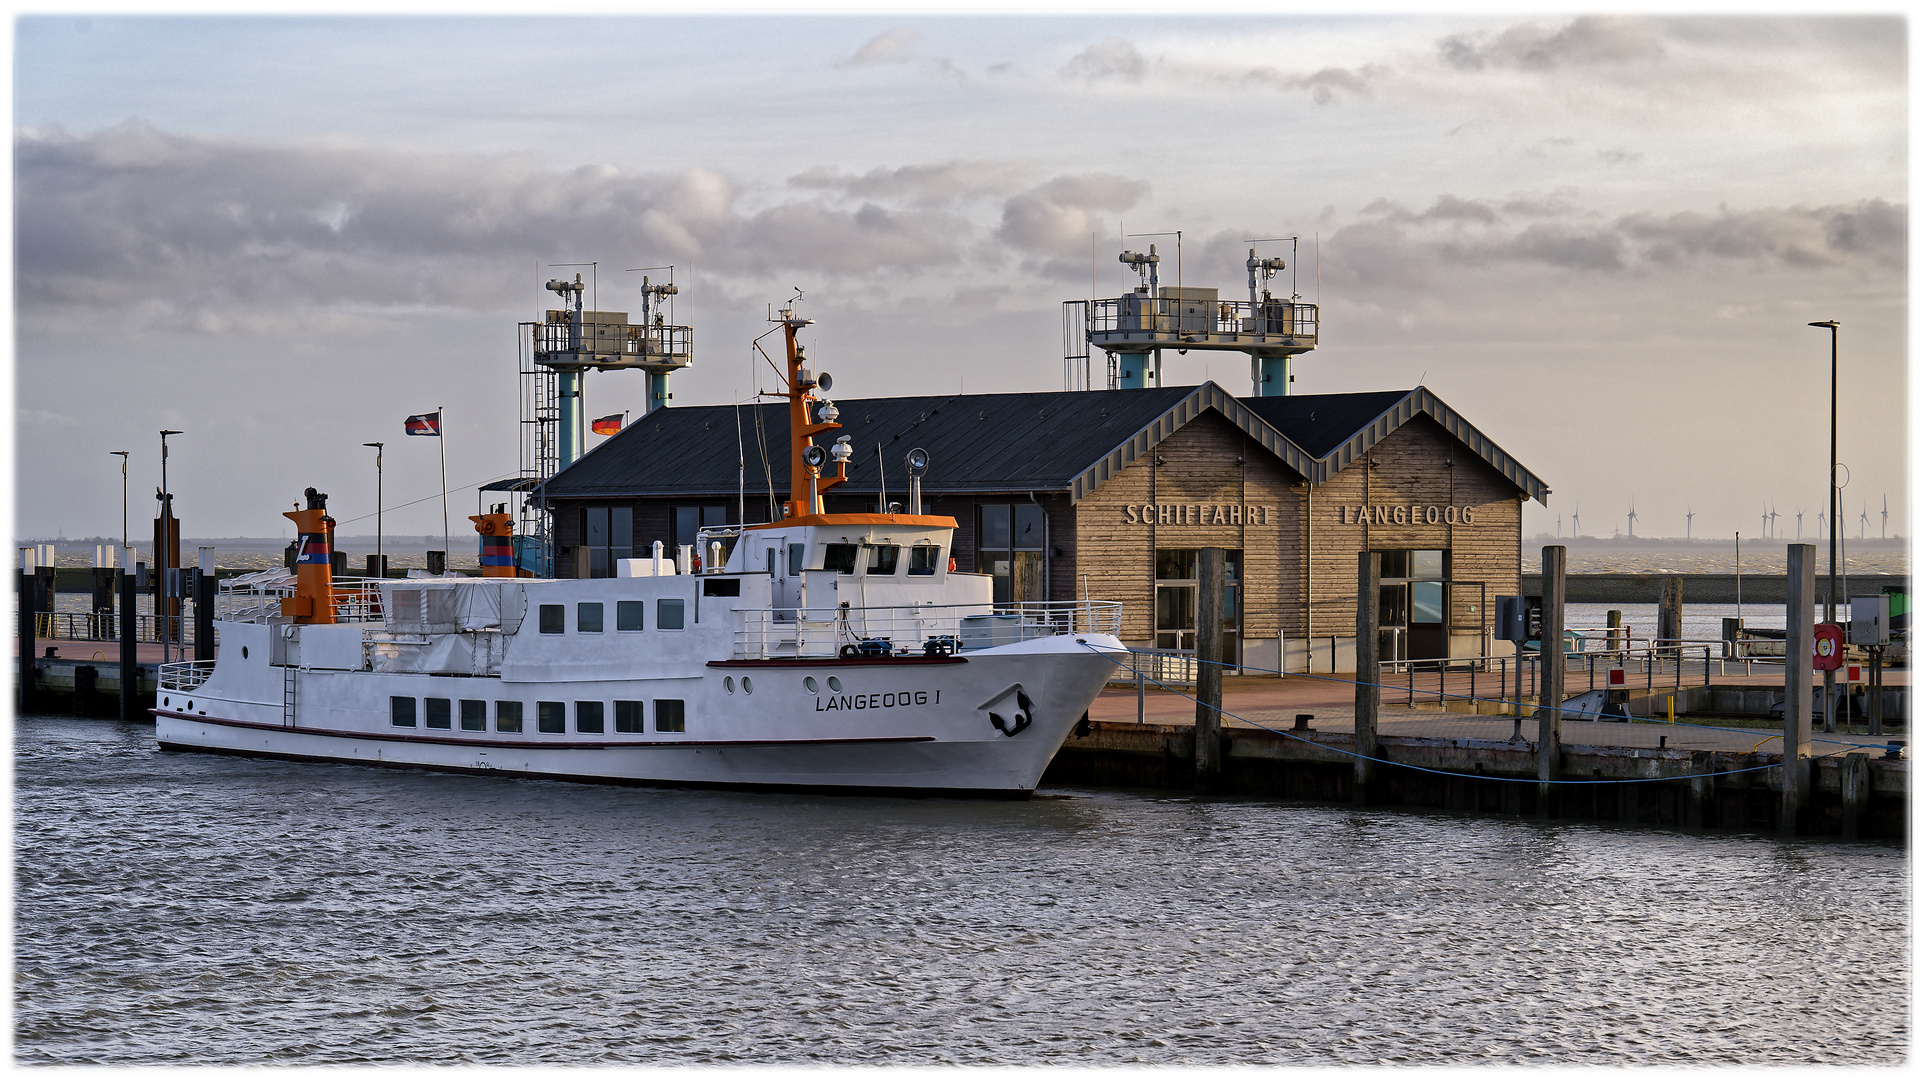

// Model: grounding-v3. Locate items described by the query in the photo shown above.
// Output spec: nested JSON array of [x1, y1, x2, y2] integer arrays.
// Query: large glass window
[[1154, 549, 1240, 665], [978, 503, 1045, 605], [578, 602, 603, 633], [1375, 548, 1448, 662], [496, 701, 523, 733], [390, 696, 417, 727], [581, 505, 634, 579], [460, 699, 487, 731], [577, 701, 605, 734], [655, 699, 686, 733], [614, 700, 645, 733], [424, 697, 452, 729], [865, 544, 900, 575], [537, 701, 565, 734], [823, 544, 858, 574], [673, 505, 728, 571], [909, 544, 941, 576], [539, 604, 564, 634]]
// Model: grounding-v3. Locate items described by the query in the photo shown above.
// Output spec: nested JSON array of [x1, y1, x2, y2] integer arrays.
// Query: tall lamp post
[[1808, 320, 1839, 732], [363, 442, 384, 579], [110, 450, 129, 551], [159, 429, 182, 664]]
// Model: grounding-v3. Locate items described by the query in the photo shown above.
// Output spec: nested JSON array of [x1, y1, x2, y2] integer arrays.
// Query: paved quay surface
[[1090, 671, 1910, 756]]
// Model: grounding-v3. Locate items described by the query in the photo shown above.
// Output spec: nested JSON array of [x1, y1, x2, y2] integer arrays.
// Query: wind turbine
[[1768, 504, 1780, 540], [1882, 495, 1889, 539], [1626, 500, 1639, 539], [1685, 505, 1694, 540], [1816, 509, 1825, 539], [1860, 502, 1870, 540], [1572, 502, 1581, 539], [1796, 508, 1804, 540], [1761, 504, 1769, 539]]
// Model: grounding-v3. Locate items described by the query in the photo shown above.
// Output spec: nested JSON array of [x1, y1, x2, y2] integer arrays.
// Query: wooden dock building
[[528, 384, 1549, 674]]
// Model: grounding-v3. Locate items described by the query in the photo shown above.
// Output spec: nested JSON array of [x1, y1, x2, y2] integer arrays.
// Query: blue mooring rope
[[1075, 642, 1883, 786]]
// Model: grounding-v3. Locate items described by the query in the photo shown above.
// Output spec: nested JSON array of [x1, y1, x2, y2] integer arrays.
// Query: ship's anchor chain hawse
[[989, 688, 1035, 738]]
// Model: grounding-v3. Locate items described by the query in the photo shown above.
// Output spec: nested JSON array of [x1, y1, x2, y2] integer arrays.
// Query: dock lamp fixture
[[1808, 319, 1840, 732], [159, 429, 182, 664], [110, 450, 129, 551], [364, 442, 384, 579]]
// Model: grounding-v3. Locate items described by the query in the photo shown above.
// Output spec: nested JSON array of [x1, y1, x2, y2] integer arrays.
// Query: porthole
[[828, 676, 843, 692], [804, 676, 819, 693], [162, 696, 170, 707], [724, 676, 735, 694], [185, 701, 193, 712], [241, 646, 249, 659], [742, 677, 753, 694]]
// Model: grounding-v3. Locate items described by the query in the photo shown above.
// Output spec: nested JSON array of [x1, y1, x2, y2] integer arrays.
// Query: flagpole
[[438, 405, 450, 562]]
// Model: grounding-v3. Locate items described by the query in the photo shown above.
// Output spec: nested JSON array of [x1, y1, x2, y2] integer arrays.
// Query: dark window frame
[[537, 701, 565, 734], [496, 701, 524, 733], [655, 698, 686, 733]]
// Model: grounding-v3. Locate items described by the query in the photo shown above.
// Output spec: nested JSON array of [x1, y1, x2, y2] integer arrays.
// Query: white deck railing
[[158, 659, 218, 691], [735, 600, 1122, 660], [217, 573, 386, 624]]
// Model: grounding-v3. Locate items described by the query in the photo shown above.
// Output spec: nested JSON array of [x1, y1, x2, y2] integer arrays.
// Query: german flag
[[591, 413, 624, 437]]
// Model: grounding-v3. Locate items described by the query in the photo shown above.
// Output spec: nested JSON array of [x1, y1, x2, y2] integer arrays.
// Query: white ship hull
[[157, 628, 1124, 797]]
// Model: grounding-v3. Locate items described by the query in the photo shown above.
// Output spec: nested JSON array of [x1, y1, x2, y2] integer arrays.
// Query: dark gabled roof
[[536, 382, 1547, 505], [1244, 386, 1549, 503], [538, 385, 1317, 502]]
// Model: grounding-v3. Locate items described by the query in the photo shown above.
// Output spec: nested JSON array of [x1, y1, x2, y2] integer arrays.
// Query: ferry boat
[[153, 307, 1126, 796]]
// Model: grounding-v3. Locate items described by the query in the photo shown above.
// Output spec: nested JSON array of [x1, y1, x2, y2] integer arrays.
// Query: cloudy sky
[[9, 10, 1909, 546]]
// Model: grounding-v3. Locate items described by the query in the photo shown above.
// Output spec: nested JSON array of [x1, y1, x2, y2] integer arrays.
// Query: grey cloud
[[1358, 195, 1498, 226], [786, 160, 1035, 207], [995, 174, 1148, 256], [1240, 64, 1376, 104], [1597, 148, 1644, 165], [849, 27, 919, 66], [13, 123, 984, 328], [1440, 16, 1666, 72], [1061, 38, 1147, 82], [1616, 200, 1905, 270]]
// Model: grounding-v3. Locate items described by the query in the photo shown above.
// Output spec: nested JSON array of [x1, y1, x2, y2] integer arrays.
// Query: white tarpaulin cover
[[380, 581, 526, 635], [370, 631, 505, 676]]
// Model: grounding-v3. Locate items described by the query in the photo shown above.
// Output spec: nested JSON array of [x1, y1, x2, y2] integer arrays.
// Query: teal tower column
[[646, 372, 669, 413], [1257, 356, 1292, 396], [558, 369, 583, 468]]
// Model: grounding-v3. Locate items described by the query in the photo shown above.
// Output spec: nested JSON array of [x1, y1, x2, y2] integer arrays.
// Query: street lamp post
[[110, 451, 129, 551], [159, 430, 182, 664], [1808, 320, 1839, 732], [363, 442, 384, 579]]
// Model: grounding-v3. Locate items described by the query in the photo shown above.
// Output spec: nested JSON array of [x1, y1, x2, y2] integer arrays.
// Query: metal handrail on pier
[[1381, 642, 1738, 712]]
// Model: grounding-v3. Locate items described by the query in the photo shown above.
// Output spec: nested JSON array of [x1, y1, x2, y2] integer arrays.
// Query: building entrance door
[[1154, 549, 1239, 666], [1377, 549, 1448, 663]]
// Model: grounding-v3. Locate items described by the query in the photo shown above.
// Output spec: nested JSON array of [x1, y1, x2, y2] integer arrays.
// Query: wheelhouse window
[[865, 544, 900, 575], [578, 602, 603, 633], [537, 701, 565, 734], [539, 604, 564, 634], [909, 544, 941, 575], [655, 699, 686, 733], [425, 697, 452, 729], [979, 502, 1045, 604], [390, 696, 417, 727], [822, 544, 858, 574], [581, 505, 634, 579], [496, 701, 523, 733], [576, 701, 605, 735]]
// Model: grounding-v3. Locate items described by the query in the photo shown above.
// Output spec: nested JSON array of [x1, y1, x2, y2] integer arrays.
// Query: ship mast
[[779, 303, 850, 520]]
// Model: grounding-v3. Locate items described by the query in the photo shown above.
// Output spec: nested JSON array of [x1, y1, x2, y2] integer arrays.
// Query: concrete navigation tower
[[1064, 240, 1319, 395]]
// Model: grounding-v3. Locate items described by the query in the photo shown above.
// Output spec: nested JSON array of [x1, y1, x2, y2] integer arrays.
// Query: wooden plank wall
[[1305, 416, 1522, 640], [1072, 412, 1307, 642]]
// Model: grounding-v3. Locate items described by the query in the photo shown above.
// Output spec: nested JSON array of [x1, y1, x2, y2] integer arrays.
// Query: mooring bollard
[[1354, 551, 1381, 806], [1782, 544, 1815, 836], [1193, 547, 1224, 791], [1537, 545, 1566, 818]]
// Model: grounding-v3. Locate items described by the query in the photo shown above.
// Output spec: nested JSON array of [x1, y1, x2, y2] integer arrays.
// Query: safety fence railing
[[734, 600, 1122, 660], [1083, 295, 1320, 343], [30, 612, 214, 647], [157, 659, 218, 692], [1381, 642, 1741, 711]]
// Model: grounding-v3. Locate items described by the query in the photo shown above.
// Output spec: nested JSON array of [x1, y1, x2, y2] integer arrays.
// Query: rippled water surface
[[14, 715, 1910, 1065]]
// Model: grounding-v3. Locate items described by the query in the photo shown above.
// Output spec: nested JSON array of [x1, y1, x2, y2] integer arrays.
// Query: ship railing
[[733, 600, 1123, 660], [215, 574, 385, 624], [157, 659, 218, 691]]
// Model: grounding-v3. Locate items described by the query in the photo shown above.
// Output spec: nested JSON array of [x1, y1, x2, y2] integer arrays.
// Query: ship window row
[[537, 599, 684, 635], [810, 543, 941, 576], [390, 695, 684, 734]]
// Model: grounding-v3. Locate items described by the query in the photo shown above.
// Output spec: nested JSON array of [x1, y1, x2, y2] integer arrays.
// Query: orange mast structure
[[471, 505, 521, 577], [779, 306, 850, 520]]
